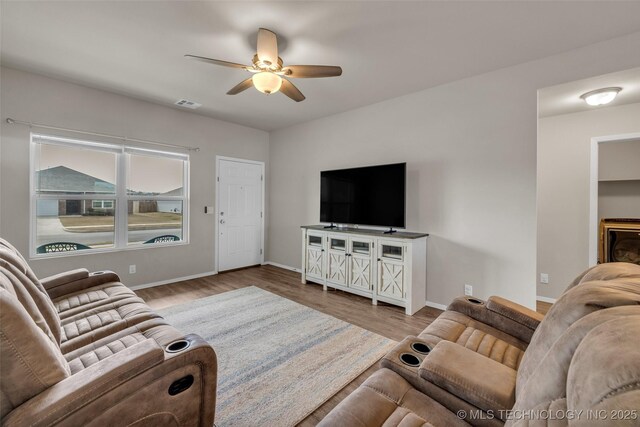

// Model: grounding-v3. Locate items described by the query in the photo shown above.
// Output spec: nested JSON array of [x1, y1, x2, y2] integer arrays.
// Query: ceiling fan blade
[[282, 65, 342, 78], [280, 79, 305, 102], [257, 28, 278, 66], [185, 54, 248, 69], [227, 78, 254, 95]]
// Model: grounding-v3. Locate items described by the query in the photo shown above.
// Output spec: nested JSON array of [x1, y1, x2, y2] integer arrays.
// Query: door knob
[[220, 219, 225, 224]]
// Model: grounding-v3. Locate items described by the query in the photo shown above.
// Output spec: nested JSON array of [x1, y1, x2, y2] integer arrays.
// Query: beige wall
[[598, 140, 640, 221], [599, 139, 640, 181], [0, 67, 269, 287], [537, 103, 640, 299], [598, 181, 640, 219], [268, 33, 640, 309]]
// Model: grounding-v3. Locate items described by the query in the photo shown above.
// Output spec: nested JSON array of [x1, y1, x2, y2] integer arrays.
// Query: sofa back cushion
[[516, 263, 640, 396], [0, 269, 59, 346], [510, 307, 640, 416], [506, 312, 640, 426], [0, 288, 70, 418], [0, 239, 62, 344], [566, 316, 640, 417]]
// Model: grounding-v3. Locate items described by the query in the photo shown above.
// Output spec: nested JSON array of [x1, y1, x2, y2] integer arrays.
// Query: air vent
[[174, 99, 202, 109]]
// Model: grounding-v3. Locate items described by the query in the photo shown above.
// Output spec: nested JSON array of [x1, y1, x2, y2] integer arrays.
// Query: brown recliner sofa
[[319, 262, 640, 426], [0, 238, 217, 426]]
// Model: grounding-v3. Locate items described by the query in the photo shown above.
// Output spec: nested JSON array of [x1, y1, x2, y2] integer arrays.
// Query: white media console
[[301, 225, 428, 315]]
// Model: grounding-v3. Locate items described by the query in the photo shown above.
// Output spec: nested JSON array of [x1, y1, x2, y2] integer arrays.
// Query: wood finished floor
[[136, 265, 548, 426]]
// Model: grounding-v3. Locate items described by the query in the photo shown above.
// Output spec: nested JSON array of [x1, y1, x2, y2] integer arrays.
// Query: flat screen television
[[320, 163, 406, 228]]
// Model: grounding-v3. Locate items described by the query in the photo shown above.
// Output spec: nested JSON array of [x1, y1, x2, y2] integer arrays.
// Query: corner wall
[[0, 67, 269, 286], [267, 32, 640, 309], [537, 103, 640, 299]]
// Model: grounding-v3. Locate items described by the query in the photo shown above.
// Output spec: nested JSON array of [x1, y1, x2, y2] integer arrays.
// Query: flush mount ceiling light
[[580, 87, 622, 106], [185, 28, 342, 102]]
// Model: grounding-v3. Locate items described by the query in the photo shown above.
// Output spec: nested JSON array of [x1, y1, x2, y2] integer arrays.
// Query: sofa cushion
[[419, 341, 516, 418], [565, 262, 640, 292], [0, 288, 70, 418], [419, 310, 526, 370], [318, 368, 469, 427], [64, 319, 183, 374], [0, 269, 59, 346], [59, 297, 161, 353], [510, 307, 640, 418], [567, 316, 640, 416], [0, 239, 41, 286], [68, 332, 148, 374], [0, 251, 62, 345], [53, 282, 137, 319], [516, 266, 640, 395]]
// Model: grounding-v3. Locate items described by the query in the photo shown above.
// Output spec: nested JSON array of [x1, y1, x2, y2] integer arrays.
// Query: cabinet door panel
[[328, 252, 347, 285], [350, 256, 372, 290], [378, 260, 404, 300], [306, 247, 324, 279]]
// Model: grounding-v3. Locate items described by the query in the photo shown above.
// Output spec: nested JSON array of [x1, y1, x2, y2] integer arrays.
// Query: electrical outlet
[[464, 284, 473, 296], [129, 265, 136, 274], [540, 273, 549, 284]]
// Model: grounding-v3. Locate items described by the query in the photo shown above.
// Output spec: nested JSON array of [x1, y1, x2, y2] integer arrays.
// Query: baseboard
[[536, 295, 557, 304], [425, 300, 447, 311], [130, 270, 218, 291], [263, 261, 302, 273]]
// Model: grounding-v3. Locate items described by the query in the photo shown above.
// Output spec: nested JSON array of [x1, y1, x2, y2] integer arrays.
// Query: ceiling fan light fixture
[[186, 28, 342, 101], [252, 72, 282, 95], [580, 87, 622, 106]]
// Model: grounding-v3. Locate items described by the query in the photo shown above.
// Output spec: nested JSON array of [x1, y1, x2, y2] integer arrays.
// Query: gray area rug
[[159, 286, 395, 427]]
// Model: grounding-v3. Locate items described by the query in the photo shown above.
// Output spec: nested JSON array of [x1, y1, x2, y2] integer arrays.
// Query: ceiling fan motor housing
[[252, 54, 283, 71]]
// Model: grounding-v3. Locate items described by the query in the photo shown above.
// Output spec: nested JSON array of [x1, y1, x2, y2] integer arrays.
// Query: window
[[92, 200, 114, 209], [31, 134, 189, 256]]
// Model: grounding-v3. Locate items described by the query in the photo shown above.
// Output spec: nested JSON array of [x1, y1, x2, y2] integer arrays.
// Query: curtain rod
[[5, 118, 200, 152]]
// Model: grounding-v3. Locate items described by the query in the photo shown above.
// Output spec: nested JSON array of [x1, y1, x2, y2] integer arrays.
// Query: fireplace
[[599, 218, 640, 265]]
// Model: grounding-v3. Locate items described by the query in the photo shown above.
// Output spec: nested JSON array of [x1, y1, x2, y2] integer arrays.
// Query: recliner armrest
[[419, 341, 516, 420], [486, 296, 543, 330], [41, 269, 121, 299], [40, 268, 89, 289], [3, 338, 164, 427], [448, 296, 539, 343]]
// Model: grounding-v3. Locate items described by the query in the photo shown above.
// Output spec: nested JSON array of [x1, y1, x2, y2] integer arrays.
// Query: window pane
[[35, 143, 116, 195], [35, 199, 115, 253], [127, 154, 184, 196], [127, 200, 183, 245]]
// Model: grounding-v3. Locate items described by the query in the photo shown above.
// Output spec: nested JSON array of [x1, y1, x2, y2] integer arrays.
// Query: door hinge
[[217, 176, 219, 182], [261, 174, 263, 181], [260, 211, 263, 218], [260, 249, 263, 255]]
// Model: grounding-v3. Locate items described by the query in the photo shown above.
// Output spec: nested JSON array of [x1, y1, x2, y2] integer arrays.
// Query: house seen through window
[[32, 134, 189, 255]]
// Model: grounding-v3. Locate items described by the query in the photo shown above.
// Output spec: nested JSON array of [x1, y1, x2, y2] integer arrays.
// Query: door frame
[[588, 132, 640, 266], [215, 155, 265, 272]]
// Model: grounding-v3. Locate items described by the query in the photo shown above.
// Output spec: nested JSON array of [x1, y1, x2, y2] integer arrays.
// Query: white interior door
[[217, 158, 264, 271]]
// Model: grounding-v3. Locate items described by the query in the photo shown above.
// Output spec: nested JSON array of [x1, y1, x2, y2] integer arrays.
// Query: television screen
[[320, 163, 406, 228]]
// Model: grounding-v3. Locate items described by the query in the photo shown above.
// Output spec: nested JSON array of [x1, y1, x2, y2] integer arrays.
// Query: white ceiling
[[538, 67, 640, 118], [3, 1, 640, 131]]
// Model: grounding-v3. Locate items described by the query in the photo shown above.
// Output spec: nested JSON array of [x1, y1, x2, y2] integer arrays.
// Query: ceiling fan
[[186, 28, 342, 102]]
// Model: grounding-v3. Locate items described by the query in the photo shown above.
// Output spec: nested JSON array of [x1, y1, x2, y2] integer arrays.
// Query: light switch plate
[[464, 284, 473, 296], [540, 273, 549, 284], [204, 206, 214, 214]]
